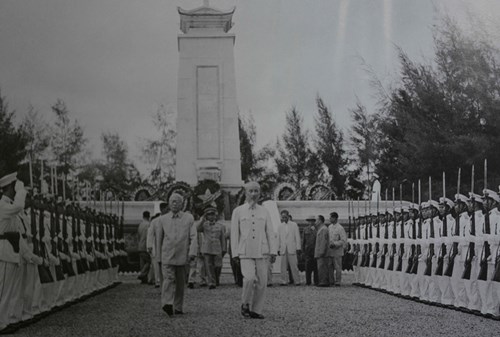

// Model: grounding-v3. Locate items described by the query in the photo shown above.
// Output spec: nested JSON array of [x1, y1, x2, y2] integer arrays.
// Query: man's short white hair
[[244, 181, 260, 190]]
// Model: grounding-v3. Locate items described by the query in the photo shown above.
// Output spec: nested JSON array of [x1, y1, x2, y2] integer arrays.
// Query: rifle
[[396, 242, 404, 272], [411, 181, 423, 275], [50, 203, 65, 281], [424, 203, 436, 276], [71, 205, 85, 274], [478, 241, 490, 281], [435, 243, 446, 276], [60, 203, 75, 277], [36, 199, 54, 284], [406, 210, 416, 274], [371, 242, 379, 268], [76, 206, 89, 272], [86, 210, 98, 272], [443, 215, 460, 277], [387, 243, 396, 271], [462, 167, 476, 280], [366, 242, 372, 268], [411, 244, 421, 274], [493, 243, 500, 282], [462, 241, 475, 280]]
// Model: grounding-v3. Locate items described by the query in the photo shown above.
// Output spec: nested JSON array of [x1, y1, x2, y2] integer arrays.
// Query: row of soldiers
[[347, 186, 500, 318], [0, 172, 125, 333]]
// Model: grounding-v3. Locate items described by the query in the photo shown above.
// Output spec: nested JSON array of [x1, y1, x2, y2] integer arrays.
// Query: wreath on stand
[[273, 182, 297, 201], [132, 186, 155, 201], [192, 180, 225, 217]]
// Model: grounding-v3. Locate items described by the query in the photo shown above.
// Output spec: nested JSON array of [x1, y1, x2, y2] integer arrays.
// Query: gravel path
[[14, 274, 499, 337]]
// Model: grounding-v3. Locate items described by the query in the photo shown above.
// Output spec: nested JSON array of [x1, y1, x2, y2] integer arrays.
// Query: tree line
[[239, 16, 500, 201], [2, 15, 499, 201]]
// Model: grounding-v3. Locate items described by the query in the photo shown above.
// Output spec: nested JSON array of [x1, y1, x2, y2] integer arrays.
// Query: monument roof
[[178, 2, 235, 34]]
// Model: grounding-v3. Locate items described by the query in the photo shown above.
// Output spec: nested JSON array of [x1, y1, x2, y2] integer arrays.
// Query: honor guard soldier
[[421, 200, 439, 302], [437, 197, 455, 306], [402, 207, 417, 298], [0, 173, 27, 332], [451, 193, 469, 309], [462, 193, 483, 312], [479, 189, 500, 317]]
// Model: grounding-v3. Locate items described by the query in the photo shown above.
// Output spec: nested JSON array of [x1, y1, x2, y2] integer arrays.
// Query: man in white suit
[[231, 182, 277, 319], [278, 210, 301, 285]]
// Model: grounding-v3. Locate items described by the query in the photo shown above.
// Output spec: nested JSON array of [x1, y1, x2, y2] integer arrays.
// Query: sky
[[1, 0, 500, 175]]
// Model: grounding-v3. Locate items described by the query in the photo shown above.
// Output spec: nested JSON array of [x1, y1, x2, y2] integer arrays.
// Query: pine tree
[[314, 96, 347, 198], [275, 107, 310, 192], [0, 90, 27, 175]]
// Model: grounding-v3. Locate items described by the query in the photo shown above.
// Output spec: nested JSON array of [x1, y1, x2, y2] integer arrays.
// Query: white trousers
[[280, 252, 300, 285], [241, 258, 268, 315]]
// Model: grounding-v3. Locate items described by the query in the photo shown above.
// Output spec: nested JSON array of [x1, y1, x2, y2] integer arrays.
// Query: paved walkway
[[14, 274, 499, 337]]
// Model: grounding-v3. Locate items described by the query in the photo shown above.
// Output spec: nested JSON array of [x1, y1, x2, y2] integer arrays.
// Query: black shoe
[[200, 283, 207, 287], [209, 285, 216, 289], [155, 284, 160, 288], [162, 304, 173, 316], [249, 311, 265, 319], [187, 282, 194, 289], [267, 284, 273, 287], [317, 284, 329, 287], [174, 310, 184, 315], [241, 304, 250, 317]]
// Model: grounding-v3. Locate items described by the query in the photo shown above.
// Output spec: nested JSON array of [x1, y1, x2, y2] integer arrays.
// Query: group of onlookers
[[276, 210, 348, 287]]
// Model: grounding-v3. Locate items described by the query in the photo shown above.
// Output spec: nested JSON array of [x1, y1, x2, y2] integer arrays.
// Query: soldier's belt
[[0, 232, 21, 253]]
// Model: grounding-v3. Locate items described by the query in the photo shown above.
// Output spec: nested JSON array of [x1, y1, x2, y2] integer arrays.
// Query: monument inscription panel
[[197, 66, 220, 159]]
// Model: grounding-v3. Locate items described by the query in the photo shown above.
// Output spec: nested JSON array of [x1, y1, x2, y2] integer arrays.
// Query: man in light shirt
[[278, 209, 301, 285], [328, 212, 347, 286], [156, 193, 197, 316]]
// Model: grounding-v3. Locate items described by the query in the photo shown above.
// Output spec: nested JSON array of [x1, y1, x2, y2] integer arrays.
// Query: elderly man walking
[[156, 193, 197, 316], [278, 210, 301, 286], [231, 182, 277, 319]]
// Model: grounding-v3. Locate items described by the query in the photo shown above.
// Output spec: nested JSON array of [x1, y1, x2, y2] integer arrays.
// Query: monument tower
[[175, 1, 242, 194]]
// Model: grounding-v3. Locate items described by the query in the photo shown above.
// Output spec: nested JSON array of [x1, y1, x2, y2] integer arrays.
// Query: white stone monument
[[175, 1, 242, 194]]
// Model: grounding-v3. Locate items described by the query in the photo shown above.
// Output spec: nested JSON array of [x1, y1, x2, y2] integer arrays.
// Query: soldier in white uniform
[[436, 197, 454, 306], [231, 182, 277, 319], [404, 207, 418, 297], [478, 189, 500, 317], [463, 193, 483, 312], [423, 200, 440, 303], [0, 173, 27, 332], [451, 194, 469, 309]]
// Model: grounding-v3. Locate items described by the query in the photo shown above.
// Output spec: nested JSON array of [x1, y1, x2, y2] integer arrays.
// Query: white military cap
[[439, 197, 455, 208], [455, 193, 468, 203], [427, 200, 440, 209], [0, 172, 17, 188], [483, 189, 500, 203], [468, 192, 484, 204]]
